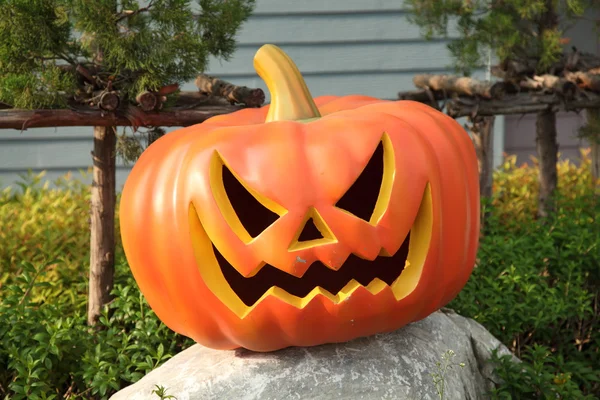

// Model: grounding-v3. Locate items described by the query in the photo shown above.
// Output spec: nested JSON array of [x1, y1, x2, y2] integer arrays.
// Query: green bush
[[0, 259, 193, 400], [0, 153, 598, 398], [1, 170, 92, 265], [0, 172, 192, 400], [491, 148, 598, 224], [450, 151, 599, 398], [1, 170, 95, 302]]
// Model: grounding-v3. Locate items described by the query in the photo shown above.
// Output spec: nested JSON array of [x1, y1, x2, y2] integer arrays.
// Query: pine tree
[[406, 0, 594, 216], [0, 0, 254, 108], [0, 0, 255, 324]]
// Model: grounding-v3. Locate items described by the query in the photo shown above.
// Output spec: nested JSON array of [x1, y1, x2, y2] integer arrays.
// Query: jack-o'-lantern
[[119, 44, 480, 352]]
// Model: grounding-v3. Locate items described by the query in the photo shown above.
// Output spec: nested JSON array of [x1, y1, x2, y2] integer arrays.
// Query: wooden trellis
[[397, 47, 600, 215], [0, 73, 263, 325], [0, 74, 264, 129]]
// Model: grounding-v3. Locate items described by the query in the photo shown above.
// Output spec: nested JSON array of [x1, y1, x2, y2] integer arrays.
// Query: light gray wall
[[504, 112, 588, 166], [0, 0, 479, 191]]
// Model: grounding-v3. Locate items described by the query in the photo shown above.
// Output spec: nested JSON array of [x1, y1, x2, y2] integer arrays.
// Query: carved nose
[[288, 208, 337, 251], [298, 217, 324, 242]]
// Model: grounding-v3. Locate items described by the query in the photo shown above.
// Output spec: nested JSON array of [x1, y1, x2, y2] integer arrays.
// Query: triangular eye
[[222, 163, 280, 238], [335, 136, 393, 224]]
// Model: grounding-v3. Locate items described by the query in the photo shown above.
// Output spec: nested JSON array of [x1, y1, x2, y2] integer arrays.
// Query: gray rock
[[110, 308, 517, 400]]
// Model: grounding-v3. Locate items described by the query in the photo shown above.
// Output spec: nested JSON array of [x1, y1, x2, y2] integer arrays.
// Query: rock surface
[[110, 308, 517, 400]]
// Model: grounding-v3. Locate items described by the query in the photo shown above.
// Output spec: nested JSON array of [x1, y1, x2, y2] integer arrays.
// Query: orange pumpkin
[[119, 44, 480, 352]]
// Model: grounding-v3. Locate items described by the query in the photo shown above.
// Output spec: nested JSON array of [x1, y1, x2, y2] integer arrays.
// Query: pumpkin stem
[[254, 44, 321, 122]]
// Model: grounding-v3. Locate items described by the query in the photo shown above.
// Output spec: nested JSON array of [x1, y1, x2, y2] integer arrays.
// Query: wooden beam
[[0, 104, 245, 130], [445, 92, 600, 118], [397, 89, 448, 108], [398, 88, 600, 118]]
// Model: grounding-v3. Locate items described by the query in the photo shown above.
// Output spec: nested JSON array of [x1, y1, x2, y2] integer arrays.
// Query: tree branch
[[76, 64, 98, 85], [134, 84, 179, 111], [492, 47, 600, 80], [412, 74, 507, 98], [136, 91, 160, 111], [520, 74, 577, 98], [195, 74, 265, 107], [116, 0, 156, 22], [57, 51, 78, 66], [564, 71, 600, 92]]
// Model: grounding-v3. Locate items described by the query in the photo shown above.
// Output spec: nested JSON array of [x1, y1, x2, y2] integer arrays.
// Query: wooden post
[[88, 125, 116, 325], [584, 109, 600, 193], [535, 110, 559, 218], [470, 117, 495, 199], [469, 116, 495, 230], [592, 140, 600, 187], [534, 1, 560, 219]]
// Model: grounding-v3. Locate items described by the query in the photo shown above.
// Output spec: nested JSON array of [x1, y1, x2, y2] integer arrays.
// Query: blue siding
[[0, 0, 468, 190]]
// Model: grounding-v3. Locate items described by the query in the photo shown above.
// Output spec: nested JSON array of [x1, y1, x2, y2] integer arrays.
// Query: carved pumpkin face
[[120, 45, 480, 352]]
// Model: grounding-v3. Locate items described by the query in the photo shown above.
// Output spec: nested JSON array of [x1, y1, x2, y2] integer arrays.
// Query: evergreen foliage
[[406, 0, 595, 74], [0, 0, 255, 109]]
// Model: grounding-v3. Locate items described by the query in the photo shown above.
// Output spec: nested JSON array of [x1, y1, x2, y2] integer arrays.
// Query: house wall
[[0, 0, 489, 190], [504, 112, 588, 166]]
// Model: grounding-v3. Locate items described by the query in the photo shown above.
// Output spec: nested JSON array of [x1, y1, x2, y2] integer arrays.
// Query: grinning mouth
[[214, 234, 410, 307]]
